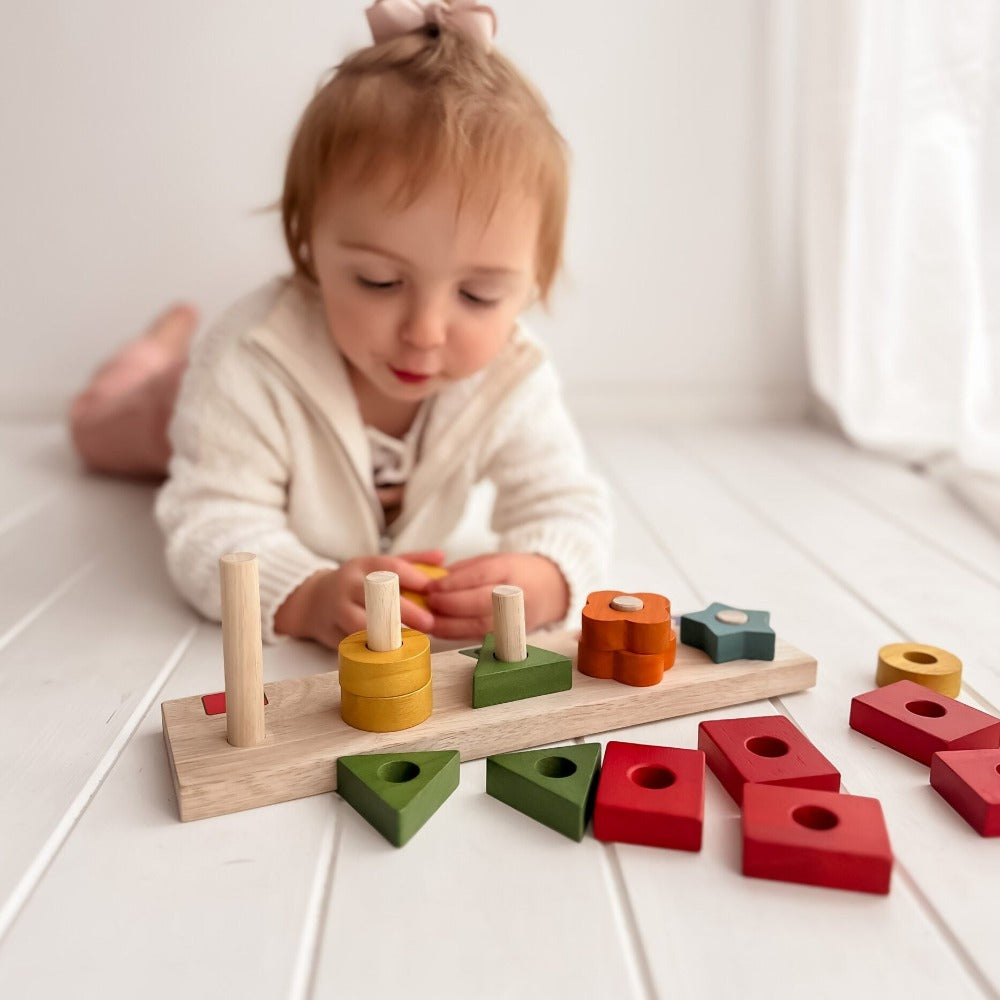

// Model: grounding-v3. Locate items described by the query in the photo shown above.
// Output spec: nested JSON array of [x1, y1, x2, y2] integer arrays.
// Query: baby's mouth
[[389, 366, 434, 384]]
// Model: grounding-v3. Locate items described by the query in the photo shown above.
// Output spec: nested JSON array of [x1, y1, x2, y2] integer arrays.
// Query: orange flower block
[[578, 591, 676, 687]]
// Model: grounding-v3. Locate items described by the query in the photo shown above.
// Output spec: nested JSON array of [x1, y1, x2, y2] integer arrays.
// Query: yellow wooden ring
[[338, 628, 431, 698], [401, 563, 448, 610], [876, 642, 962, 698], [340, 678, 433, 733]]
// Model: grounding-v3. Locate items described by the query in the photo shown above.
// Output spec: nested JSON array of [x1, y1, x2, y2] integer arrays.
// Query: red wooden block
[[850, 680, 1000, 766], [593, 741, 705, 851], [698, 715, 840, 805], [930, 749, 1000, 836], [201, 691, 268, 716], [742, 783, 893, 895]]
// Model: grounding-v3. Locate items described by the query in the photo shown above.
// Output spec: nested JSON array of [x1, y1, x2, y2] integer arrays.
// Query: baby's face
[[309, 172, 539, 408]]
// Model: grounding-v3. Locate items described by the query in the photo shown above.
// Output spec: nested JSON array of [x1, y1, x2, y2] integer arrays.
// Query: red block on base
[[698, 715, 840, 805], [201, 691, 268, 716], [742, 783, 893, 895], [930, 749, 1000, 836], [593, 741, 705, 851], [850, 680, 1000, 766]]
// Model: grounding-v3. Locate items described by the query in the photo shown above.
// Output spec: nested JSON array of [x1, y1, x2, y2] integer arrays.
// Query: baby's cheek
[[452, 324, 512, 376]]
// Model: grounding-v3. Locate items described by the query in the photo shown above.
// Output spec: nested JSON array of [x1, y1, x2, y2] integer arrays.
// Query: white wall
[[0, 0, 807, 419]]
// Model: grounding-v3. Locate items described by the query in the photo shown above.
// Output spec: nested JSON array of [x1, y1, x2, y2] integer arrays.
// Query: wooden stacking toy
[[162, 556, 818, 822]]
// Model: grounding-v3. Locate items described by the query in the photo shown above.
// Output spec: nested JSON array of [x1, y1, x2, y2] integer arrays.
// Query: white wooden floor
[[1, 418, 999, 1000]]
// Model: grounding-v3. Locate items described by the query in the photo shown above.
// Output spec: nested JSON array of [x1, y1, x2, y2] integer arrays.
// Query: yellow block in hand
[[876, 642, 962, 698], [401, 562, 448, 610]]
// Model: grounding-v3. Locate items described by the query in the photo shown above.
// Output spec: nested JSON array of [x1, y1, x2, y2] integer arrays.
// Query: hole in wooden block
[[996, 764, 1000, 778], [629, 765, 676, 789], [792, 805, 840, 831], [903, 650, 937, 665], [745, 736, 789, 758], [906, 700, 947, 718], [377, 760, 421, 783], [535, 756, 578, 779]]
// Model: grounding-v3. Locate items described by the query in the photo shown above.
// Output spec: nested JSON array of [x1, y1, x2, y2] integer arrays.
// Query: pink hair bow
[[366, 0, 497, 52]]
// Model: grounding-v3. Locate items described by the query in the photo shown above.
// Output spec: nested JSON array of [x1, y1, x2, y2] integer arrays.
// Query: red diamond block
[[850, 680, 1000, 766], [742, 783, 893, 895], [593, 741, 705, 851], [930, 749, 1000, 836], [698, 715, 840, 805], [201, 691, 268, 716]]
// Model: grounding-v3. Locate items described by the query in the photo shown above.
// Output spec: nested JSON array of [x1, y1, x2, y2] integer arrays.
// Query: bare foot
[[70, 303, 199, 478]]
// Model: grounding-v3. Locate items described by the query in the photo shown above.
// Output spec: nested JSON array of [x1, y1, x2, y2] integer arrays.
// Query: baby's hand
[[424, 552, 569, 641], [274, 550, 441, 650]]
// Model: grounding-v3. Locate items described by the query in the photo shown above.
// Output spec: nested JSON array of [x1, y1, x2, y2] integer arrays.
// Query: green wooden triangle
[[473, 633, 572, 708], [337, 750, 460, 847], [486, 743, 602, 841]]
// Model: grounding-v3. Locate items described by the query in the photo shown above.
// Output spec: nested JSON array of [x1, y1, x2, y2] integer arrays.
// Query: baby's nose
[[402, 301, 447, 348]]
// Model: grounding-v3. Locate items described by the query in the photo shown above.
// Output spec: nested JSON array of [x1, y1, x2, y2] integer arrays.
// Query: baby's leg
[[69, 303, 198, 479]]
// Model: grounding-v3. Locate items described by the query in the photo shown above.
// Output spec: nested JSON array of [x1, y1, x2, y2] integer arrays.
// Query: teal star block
[[472, 633, 573, 708], [680, 603, 775, 663]]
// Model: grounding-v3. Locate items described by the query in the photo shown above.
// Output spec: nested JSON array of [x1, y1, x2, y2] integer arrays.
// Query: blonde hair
[[282, 27, 569, 302]]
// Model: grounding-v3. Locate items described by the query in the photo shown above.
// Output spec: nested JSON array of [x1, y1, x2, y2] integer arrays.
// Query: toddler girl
[[71, 0, 612, 648]]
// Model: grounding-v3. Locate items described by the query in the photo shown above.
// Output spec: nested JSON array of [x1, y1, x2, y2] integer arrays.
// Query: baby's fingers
[[425, 584, 493, 620], [399, 597, 435, 635], [428, 556, 504, 593], [378, 558, 437, 594], [398, 549, 446, 567], [429, 614, 493, 641]]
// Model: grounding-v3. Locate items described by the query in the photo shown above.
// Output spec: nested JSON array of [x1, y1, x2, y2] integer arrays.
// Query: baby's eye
[[357, 276, 401, 291], [460, 289, 499, 307]]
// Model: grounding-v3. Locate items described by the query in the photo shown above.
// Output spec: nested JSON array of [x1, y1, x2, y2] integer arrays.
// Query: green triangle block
[[336, 750, 460, 847], [486, 743, 602, 841], [473, 633, 572, 708]]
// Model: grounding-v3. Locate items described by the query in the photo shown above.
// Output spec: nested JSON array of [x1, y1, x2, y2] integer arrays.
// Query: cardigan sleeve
[[154, 310, 337, 642], [477, 358, 613, 626]]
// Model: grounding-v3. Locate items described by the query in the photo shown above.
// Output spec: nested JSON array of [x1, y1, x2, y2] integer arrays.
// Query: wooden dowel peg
[[492, 585, 527, 663], [219, 552, 266, 748], [365, 571, 403, 652]]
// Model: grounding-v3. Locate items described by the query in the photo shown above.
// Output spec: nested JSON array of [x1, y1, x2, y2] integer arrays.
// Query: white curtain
[[799, 0, 1000, 530]]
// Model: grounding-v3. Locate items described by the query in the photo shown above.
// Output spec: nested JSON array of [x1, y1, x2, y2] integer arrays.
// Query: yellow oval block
[[401, 563, 449, 610], [338, 628, 431, 699], [876, 642, 962, 697], [340, 678, 433, 733]]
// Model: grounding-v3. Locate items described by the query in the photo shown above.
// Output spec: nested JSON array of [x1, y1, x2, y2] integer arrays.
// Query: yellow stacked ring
[[876, 642, 962, 698], [338, 628, 431, 698], [337, 627, 433, 731], [340, 678, 433, 733]]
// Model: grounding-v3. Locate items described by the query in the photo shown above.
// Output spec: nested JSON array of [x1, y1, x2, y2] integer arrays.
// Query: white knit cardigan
[[155, 276, 612, 641]]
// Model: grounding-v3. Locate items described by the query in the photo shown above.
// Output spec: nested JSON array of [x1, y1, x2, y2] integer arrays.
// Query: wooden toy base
[[162, 631, 817, 821]]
